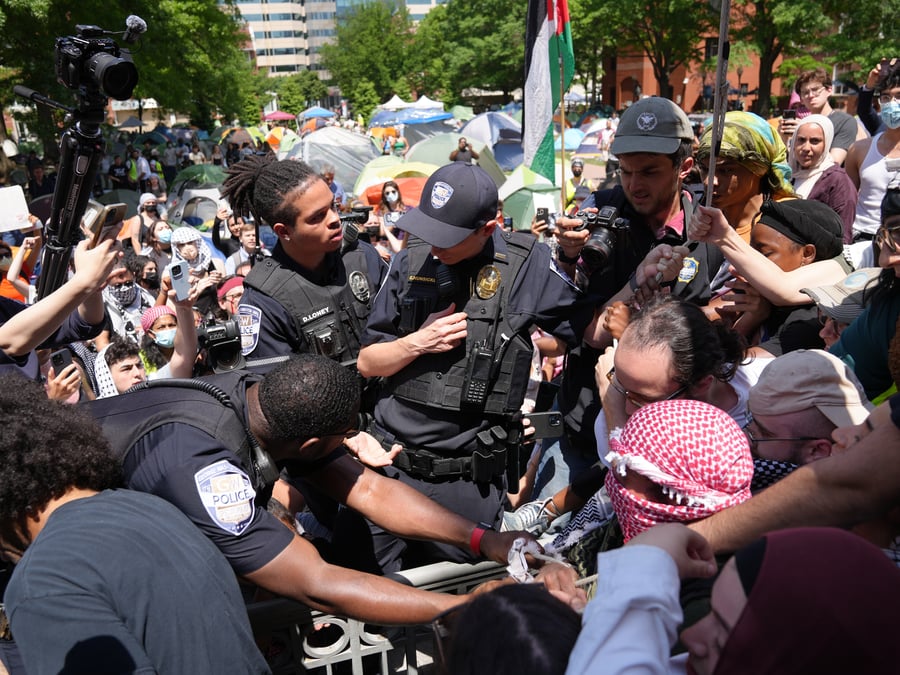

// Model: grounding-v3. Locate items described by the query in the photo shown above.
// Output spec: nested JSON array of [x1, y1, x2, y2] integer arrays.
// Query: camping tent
[[498, 165, 561, 232], [459, 112, 524, 171], [352, 156, 440, 195], [405, 133, 506, 187], [300, 106, 335, 119], [264, 110, 296, 122], [368, 107, 455, 146], [554, 128, 585, 151], [281, 127, 380, 196]]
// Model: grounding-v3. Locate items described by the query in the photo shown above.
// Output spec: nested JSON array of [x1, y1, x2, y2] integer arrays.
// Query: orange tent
[[363, 176, 427, 209]]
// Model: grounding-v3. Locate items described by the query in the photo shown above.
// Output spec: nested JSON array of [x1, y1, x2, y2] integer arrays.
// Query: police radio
[[461, 289, 503, 409]]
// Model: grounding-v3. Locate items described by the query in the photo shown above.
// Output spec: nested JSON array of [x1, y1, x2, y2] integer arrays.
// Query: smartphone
[[536, 207, 549, 223], [49, 348, 74, 374], [527, 411, 565, 440], [782, 109, 797, 120], [84, 200, 127, 248], [168, 261, 191, 301]]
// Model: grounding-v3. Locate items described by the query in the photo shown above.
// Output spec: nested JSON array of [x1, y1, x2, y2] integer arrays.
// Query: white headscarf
[[170, 226, 213, 273], [789, 114, 836, 199]]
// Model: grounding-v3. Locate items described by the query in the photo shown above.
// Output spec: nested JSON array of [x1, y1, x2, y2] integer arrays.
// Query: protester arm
[[166, 292, 198, 378], [6, 237, 34, 298], [690, 205, 846, 305], [0, 240, 117, 357], [565, 544, 682, 675]]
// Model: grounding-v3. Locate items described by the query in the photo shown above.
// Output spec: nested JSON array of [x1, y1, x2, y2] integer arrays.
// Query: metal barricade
[[247, 559, 505, 674]]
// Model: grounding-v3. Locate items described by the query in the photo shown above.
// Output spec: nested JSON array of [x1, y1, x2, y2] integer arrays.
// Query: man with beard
[[564, 158, 593, 211]]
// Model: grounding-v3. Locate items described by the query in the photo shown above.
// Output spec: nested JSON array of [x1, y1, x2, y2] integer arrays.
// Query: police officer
[[87, 355, 543, 625], [356, 163, 594, 573], [220, 155, 386, 367]]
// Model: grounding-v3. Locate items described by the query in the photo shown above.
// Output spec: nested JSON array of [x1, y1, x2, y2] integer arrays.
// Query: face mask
[[0, 255, 11, 270], [143, 273, 160, 287], [572, 168, 583, 177], [385, 192, 399, 204], [881, 101, 900, 130], [153, 328, 177, 348], [110, 281, 137, 307], [145, 206, 159, 215], [157, 229, 172, 244]]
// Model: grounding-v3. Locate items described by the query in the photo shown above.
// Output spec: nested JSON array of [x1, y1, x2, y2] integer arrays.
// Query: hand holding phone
[[50, 348, 74, 374], [524, 411, 565, 440], [168, 261, 191, 301]]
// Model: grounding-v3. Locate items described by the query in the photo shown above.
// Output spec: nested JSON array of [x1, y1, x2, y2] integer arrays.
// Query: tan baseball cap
[[749, 350, 872, 428], [801, 268, 881, 325]]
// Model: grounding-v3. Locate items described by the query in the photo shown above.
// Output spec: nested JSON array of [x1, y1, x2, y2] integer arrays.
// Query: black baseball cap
[[398, 163, 499, 249]]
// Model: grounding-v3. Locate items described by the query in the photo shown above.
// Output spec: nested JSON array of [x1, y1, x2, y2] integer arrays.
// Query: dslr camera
[[197, 319, 245, 373], [573, 206, 630, 273], [56, 25, 138, 100]]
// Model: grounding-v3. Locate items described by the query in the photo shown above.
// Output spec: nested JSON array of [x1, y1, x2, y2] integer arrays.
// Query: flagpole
[[706, 0, 731, 208], [559, 44, 567, 211]]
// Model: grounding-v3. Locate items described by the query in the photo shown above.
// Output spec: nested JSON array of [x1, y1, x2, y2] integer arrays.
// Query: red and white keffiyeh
[[604, 399, 753, 541]]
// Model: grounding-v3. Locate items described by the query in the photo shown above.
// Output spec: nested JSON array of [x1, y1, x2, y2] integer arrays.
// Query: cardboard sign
[[0, 185, 32, 232]]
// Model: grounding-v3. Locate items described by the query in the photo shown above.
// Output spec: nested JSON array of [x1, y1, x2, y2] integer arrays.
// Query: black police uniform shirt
[[238, 241, 387, 360], [362, 228, 593, 456], [0, 296, 104, 380]]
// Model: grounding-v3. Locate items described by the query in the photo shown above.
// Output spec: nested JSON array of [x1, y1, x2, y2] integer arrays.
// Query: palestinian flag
[[524, 0, 575, 182]]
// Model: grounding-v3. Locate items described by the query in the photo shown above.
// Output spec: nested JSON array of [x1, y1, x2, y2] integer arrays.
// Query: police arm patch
[[194, 459, 256, 535], [238, 304, 262, 356]]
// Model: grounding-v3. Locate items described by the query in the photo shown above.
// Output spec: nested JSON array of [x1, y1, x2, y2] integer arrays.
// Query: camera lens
[[86, 52, 138, 100], [581, 228, 616, 272]]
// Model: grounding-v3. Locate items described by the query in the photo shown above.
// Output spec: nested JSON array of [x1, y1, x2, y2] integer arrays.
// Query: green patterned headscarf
[[697, 111, 794, 199]]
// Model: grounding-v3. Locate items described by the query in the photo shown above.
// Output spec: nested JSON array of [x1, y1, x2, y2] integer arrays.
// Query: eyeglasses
[[875, 226, 900, 253], [879, 93, 900, 105], [742, 411, 820, 447], [799, 85, 827, 99], [606, 367, 689, 408]]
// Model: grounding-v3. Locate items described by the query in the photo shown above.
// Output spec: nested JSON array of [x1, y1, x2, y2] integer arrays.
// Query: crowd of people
[[1, 59, 900, 674]]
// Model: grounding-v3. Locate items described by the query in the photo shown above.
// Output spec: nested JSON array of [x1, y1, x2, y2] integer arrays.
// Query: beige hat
[[749, 350, 872, 428], [801, 267, 881, 325]]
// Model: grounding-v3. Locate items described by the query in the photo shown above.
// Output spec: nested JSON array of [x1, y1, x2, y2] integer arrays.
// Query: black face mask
[[572, 168, 583, 177], [142, 273, 160, 287]]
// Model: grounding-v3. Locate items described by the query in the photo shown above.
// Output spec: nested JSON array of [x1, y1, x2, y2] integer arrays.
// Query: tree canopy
[[0, 0, 252, 153]]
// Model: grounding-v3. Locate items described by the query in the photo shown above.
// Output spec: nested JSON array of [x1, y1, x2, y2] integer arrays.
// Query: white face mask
[[0, 255, 11, 271], [881, 101, 900, 130], [385, 191, 399, 204]]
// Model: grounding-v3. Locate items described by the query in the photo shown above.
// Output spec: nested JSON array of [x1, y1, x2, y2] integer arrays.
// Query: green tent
[[498, 165, 561, 232]]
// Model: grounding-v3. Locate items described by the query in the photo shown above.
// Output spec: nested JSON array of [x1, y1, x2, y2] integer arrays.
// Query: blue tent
[[301, 106, 335, 119], [368, 107, 454, 128]]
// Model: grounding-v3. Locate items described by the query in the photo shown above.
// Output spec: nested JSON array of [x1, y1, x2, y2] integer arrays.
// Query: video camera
[[15, 17, 145, 301], [573, 206, 630, 273], [197, 319, 245, 373], [341, 205, 380, 241], [55, 25, 138, 100]]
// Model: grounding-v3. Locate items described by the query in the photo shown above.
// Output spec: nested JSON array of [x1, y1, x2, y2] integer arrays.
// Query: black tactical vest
[[388, 231, 536, 417], [87, 371, 275, 505], [242, 245, 373, 365]]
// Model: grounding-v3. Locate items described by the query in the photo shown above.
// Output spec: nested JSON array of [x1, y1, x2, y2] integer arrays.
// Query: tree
[[569, 0, 612, 108], [591, 0, 717, 100], [0, 0, 252, 155], [431, 0, 527, 104], [277, 71, 328, 114], [348, 79, 380, 124], [319, 1, 413, 103], [731, 0, 832, 117]]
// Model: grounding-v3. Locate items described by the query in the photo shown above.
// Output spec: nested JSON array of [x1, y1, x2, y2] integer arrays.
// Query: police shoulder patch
[[238, 304, 262, 356], [194, 459, 256, 536], [678, 257, 699, 284]]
